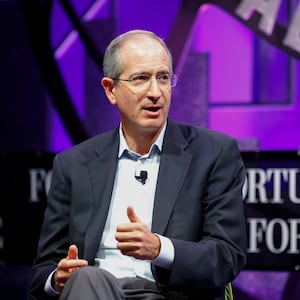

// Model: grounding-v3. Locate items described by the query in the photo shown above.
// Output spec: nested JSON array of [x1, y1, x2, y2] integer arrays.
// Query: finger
[[67, 244, 78, 260], [127, 206, 141, 223]]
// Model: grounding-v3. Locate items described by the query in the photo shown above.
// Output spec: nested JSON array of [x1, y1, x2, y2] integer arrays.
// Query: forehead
[[119, 36, 171, 73]]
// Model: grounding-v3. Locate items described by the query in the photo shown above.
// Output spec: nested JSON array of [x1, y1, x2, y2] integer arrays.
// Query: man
[[28, 29, 247, 300]]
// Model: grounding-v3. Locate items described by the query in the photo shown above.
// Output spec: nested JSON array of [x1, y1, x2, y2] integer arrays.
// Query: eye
[[131, 75, 150, 85], [157, 74, 170, 83]]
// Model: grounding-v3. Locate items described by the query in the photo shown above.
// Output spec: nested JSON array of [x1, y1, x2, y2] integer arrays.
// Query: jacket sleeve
[[154, 137, 247, 291], [28, 154, 71, 300]]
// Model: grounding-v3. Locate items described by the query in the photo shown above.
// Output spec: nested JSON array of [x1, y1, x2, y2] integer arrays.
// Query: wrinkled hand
[[53, 244, 88, 292], [115, 206, 161, 260]]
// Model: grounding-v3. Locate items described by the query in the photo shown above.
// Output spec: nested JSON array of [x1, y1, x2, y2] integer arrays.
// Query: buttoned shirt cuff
[[151, 234, 174, 270], [44, 269, 61, 296]]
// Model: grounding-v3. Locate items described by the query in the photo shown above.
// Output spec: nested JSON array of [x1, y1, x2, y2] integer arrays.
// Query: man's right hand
[[53, 244, 88, 292]]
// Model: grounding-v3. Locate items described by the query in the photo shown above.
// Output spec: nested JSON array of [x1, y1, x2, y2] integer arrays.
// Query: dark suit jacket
[[28, 120, 247, 300]]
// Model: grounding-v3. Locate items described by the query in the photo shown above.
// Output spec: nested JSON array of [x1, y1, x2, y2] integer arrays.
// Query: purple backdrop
[[47, 1, 300, 299]]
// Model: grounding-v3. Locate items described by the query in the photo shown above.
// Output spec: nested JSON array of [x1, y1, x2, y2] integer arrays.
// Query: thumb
[[127, 206, 141, 223], [67, 244, 78, 260]]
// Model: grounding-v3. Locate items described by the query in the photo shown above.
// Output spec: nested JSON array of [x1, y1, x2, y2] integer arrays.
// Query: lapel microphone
[[135, 170, 148, 185]]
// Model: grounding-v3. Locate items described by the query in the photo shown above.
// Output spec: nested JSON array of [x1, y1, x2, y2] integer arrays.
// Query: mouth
[[144, 106, 161, 112]]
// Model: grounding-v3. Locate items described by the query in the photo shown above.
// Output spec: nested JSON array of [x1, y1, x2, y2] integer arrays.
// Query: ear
[[101, 77, 117, 105]]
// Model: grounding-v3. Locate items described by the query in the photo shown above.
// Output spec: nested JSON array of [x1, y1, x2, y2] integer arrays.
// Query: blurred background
[[1, 0, 300, 299]]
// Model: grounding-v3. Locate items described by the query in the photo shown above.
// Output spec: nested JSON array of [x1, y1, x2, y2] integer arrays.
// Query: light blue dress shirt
[[95, 123, 174, 281]]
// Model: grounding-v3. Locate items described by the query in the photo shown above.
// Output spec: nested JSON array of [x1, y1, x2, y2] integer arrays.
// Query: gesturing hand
[[115, 206, 161, 260], [53, 244, 88, 292]]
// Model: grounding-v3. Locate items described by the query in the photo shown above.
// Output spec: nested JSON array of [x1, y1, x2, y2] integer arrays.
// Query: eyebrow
[[129, 70, 171, 77]]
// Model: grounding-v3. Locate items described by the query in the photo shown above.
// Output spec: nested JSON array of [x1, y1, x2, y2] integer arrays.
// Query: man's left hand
[[115, 206, 161, 260]]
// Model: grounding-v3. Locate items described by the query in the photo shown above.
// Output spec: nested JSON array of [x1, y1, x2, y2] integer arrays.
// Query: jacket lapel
[[152, 121, 191, 234], [84, 130, 119, 262]]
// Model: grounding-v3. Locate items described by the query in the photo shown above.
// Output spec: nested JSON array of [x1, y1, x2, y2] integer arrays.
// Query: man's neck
[[121, 127, 162, 155]]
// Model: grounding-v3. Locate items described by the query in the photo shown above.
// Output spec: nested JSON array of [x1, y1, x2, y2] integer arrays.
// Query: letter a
[[235, 0, 282, 35]]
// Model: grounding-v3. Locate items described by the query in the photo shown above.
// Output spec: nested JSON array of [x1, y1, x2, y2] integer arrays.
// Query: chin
[[143, 119, 164, 129]]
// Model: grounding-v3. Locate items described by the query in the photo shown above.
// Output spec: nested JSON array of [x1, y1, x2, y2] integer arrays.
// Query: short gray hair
[[102, 29, 173, 78]]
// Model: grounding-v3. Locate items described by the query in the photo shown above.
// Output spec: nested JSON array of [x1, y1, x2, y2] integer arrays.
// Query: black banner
[[0, 151, 299, 270], [242, 151, 300, 271], [0, 153, 53, 265]]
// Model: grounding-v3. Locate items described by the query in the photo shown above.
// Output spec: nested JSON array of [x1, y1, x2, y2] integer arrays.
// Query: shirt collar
[[118, 122, 166, 159]]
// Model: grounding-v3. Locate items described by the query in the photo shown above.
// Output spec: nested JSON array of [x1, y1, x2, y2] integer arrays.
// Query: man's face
[[104, 36, 172, 136]]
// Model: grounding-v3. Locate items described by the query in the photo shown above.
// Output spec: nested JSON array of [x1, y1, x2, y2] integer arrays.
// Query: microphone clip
[[135, 170, 148, 185]]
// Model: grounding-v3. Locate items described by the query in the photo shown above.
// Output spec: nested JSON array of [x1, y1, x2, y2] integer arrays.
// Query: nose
[[146, 77, 162, 101]]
